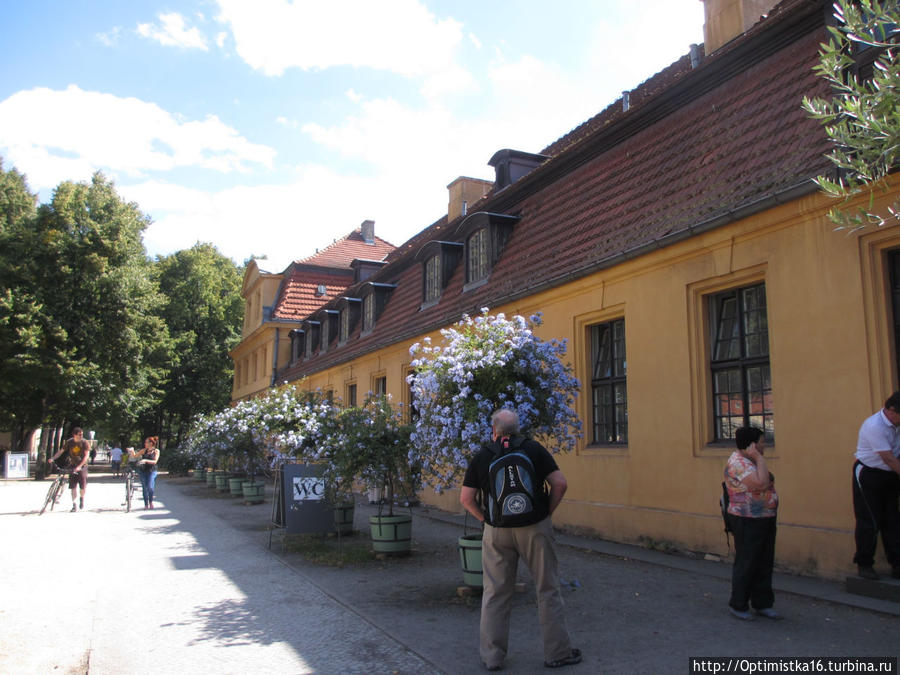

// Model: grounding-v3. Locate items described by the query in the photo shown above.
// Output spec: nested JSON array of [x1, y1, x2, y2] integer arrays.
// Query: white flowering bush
[[408, 309, 581, 490], [183, 383, 338, 483]]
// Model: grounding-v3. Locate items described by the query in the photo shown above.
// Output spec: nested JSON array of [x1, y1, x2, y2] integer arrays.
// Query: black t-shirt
[[462, 435, 559, 525]]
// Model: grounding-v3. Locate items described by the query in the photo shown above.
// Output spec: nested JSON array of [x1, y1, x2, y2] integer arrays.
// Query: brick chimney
[[702, 0, 779, 54], [447, 176, 493, 223]]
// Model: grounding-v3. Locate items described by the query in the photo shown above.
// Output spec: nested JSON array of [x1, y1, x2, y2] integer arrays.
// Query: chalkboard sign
[[277, 463, 333, 535]]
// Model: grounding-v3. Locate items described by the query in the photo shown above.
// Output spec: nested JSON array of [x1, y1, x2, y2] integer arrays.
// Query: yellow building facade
[[240, 0, 900, 579]]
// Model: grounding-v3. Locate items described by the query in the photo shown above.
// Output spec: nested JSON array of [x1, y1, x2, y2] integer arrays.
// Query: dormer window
[[416, 241, 464, 307], [467, 228, 489, 283], [289, 329, 305, 364], [425, 255, 440, 302], [363, 294, 375, 333], [337, 297, 362, 344], [454, 212, 519, 291], [317, 309, 339, 354], [303, 320, 320, 358], [359, 282, 397, 335]]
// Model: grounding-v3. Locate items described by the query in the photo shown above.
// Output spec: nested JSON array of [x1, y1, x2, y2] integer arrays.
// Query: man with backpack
[[460, 408, 581, 671]]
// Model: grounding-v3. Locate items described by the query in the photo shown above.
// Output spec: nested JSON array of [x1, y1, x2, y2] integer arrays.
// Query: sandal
[[545, 648, 582, 668]]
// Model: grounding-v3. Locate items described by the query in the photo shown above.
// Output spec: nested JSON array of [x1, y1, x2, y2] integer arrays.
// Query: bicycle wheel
[[50, 478, 64, 512], [125, 476, 133, 512], [39, 478, 58, 515]]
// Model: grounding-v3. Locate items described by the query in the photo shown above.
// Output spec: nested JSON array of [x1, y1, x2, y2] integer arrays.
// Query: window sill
[[580, 444, 629, 456], [463, 277, 489, 293], [420, 297, 440, 311]]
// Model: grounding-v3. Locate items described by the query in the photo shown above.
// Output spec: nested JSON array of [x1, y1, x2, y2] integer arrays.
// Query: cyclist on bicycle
[[48, 427, 91, 512]]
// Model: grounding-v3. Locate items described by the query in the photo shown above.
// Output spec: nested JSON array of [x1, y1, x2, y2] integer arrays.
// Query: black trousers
[[728, 515, 776, 612], [852, 460, 900, 568]]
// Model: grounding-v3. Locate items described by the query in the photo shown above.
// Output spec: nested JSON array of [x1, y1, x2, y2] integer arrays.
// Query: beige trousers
[[480, 517, 573, 667]]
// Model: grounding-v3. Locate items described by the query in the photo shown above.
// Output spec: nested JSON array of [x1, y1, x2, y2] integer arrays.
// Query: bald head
[[491, 409, 520, 437]]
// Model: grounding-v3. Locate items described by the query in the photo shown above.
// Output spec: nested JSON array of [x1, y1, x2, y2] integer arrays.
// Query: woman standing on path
[[134, 436, 161, 509]]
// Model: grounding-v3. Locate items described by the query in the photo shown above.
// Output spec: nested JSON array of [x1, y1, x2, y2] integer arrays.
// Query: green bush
[[160, 447, 193, 476]]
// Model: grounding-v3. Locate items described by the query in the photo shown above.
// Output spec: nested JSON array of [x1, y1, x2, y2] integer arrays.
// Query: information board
[[3, 452, 28, 479], [279, 463, 333, 535]]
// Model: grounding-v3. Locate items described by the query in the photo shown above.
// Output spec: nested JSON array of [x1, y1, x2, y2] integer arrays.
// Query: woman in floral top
[[724, 426, 781, 621]]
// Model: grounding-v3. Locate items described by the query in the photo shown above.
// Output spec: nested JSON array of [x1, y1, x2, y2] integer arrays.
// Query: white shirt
[[856, 410, 900, 471]]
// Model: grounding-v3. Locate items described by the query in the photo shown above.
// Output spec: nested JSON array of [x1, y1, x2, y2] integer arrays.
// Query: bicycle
[[123, 463, 138, 512], [39, 463, 68, 515]]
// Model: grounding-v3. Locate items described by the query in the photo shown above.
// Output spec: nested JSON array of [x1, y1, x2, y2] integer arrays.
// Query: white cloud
[[123, 166, 444, 271], [0, 86, 276, 191], [215, 0, 463, 77], [137, 12, 209, 51], [96, 26, 122, 47]]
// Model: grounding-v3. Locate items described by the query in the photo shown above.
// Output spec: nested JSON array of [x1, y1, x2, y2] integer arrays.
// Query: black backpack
[[486, 436, 545, 527]]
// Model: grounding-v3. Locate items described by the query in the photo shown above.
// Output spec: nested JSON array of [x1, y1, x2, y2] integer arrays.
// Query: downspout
[[270, 328, 280, 387]]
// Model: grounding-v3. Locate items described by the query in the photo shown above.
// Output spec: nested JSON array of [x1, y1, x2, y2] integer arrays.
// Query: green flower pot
[[369, 514, 412, 555], [333, 502, 355, 535], [458, 533, 483, 587], [206, 470, 218, 487], [215, 473, 229, 492], [193, 468, 205, 481], [242, 481, 266, 504], [228, 477, 246, 497]]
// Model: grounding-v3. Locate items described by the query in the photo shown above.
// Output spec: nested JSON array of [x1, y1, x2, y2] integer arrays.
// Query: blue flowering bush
[[408, 309, 581, 490]]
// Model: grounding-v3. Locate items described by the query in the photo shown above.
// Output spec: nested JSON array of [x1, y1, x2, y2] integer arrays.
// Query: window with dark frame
[[888, 250, 900, 385], [347, 383, 357, 408], [467, 228, 489, 283], [374, 376, 387, 397], [710, 283, 773, 442], [590, 318, 627, 444], [320, 318, 329, 353], [425, 254, 441, 302], [363, 294, 375, 332], [340, 308, 349, 342]]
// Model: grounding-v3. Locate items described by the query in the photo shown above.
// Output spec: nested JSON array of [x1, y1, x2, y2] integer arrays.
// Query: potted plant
[[326, 395, 417, 554], [408, 309, 582, 583]]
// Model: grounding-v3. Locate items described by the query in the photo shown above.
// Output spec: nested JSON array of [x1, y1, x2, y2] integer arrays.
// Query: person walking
[[110, 444, 123, 477], [133, 436, 161, 509], [724, 426, 781, 620], [460, 408, 581, 671], [49, 427, 90, 512], [852, 392, 900, 580]]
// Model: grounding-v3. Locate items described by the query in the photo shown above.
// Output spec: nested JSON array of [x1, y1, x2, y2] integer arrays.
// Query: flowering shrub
[[317, 394, 416, 514], [408, 309, 581, 490], [183, 383, 337, 483]]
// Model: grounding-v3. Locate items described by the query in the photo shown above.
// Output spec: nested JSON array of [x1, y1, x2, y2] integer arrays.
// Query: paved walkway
[[2, 471, 898, 674]]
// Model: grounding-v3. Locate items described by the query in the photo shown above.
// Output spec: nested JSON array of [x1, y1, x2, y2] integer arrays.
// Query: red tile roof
[[271, 226, 397, 321], [280, 0, 833, 380], [272, 267, 356, 320], [295, 228, 395, 268]]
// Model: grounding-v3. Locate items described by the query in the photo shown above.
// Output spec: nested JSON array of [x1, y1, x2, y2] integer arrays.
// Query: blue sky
[[0, 1, 705, 272]]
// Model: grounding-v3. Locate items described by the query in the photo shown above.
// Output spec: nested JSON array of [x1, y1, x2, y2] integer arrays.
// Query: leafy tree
[[0, 163, 54, 448], [148, 243, 243, 446], [0, 158, 36, 232], [803, 0, 900, 230], [0, 166, 172, 446]]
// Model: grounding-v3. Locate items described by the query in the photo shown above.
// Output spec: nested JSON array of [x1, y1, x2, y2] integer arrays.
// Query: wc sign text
[[293, 476, 325, 501]]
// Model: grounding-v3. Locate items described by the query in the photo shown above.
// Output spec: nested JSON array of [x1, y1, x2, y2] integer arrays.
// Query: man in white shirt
[[853, 392, 900, 580], [110, 444, 124, 477]]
